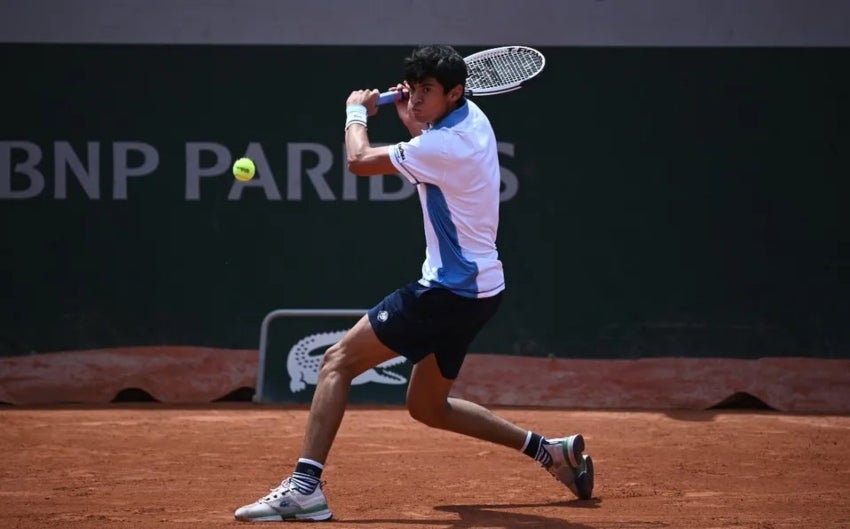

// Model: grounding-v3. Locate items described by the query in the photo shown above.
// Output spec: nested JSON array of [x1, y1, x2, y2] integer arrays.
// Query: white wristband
[[345, 104, 368, 130]]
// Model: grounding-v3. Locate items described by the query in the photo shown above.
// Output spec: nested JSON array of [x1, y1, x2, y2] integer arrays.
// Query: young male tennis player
[[235, 44, 593, 522]]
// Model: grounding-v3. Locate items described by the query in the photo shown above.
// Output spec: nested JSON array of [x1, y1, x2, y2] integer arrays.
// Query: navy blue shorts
[[368, 281, 503, 380]]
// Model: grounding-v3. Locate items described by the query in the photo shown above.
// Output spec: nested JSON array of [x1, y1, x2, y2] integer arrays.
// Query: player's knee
[[319, 342, 357, 381], [407, 398, 447, 428]]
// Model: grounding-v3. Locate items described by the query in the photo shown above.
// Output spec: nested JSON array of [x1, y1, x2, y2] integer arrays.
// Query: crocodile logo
[[287, 330, 409, 393]]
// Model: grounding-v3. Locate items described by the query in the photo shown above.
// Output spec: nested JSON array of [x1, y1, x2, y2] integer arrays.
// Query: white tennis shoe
[[542, 434, 595, 500], [234, 477, 332, 522]]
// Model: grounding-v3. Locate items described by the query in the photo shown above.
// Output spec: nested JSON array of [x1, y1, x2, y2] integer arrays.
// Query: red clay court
[[4, 405, 849, 528]]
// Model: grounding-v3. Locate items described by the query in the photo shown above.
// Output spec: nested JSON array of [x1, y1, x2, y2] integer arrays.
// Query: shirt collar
[[431, 99, 469, 130]]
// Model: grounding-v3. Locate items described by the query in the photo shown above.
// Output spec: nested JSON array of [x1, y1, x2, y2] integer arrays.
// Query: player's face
[[407, 77, 460, 124]]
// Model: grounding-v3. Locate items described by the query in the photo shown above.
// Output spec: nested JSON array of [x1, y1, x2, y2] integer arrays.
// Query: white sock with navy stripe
[[521, 431, 553, 467], [291, 458, 323, 494]]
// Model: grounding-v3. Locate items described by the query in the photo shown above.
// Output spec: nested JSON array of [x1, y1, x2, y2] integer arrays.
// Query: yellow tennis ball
[[233, 157, 255, 181]]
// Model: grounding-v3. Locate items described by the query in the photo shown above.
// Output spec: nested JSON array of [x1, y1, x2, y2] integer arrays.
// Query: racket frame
[[376, 45, 545, 106]]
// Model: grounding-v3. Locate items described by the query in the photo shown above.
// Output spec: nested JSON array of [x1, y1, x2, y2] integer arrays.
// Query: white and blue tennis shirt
[[389, 100, 505, 299]]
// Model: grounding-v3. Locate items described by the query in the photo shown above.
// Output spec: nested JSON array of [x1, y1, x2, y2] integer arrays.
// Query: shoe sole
[[235, 511, 333, 522], [294, 511, 333, 522], [564, 434, 585, 468], [574, 454, 594, 500], [234, 506, 333, 522]]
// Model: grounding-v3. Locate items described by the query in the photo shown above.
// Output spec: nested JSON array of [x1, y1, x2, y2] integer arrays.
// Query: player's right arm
[[345, 89, 396, 177]]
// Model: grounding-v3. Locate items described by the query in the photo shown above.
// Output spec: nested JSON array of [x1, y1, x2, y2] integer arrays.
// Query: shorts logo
[[377, 310, 389, 322]]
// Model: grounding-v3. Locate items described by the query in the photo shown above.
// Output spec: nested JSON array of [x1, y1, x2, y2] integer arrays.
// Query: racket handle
[[377, 89, 408, 106]]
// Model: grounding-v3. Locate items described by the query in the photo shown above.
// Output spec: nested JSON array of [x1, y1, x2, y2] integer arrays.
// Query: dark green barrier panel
[[258, 313, 412, 404], [1, 45, 848, 359]]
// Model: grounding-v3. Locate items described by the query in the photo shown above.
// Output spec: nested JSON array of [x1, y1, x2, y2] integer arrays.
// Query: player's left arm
[[345, 89, 396, 177]]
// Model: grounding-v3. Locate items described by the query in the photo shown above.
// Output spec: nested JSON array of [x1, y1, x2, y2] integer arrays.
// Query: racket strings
[[466, 49, 544, 91]]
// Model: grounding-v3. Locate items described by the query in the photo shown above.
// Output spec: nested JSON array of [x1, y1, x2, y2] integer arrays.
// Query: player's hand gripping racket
[[377, 46, 546, 106]]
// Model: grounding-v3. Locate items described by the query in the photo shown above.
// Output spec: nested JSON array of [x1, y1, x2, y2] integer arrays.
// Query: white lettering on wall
[[498, 142, 519, 202], [54, 141, 100, 199], [0, 142, 45, 199], [186, 142, 229, 201], [0, 140, 520, 202], [286, 143, 334, 201], [228, 142, 281, 201], [113, 142, 159, 200]]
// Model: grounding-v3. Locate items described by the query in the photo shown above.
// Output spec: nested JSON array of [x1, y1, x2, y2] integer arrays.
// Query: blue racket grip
[[377, 90, 408, 106]]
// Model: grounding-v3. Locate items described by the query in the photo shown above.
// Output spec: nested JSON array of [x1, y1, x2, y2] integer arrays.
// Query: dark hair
[[402, 45, 467, 94]]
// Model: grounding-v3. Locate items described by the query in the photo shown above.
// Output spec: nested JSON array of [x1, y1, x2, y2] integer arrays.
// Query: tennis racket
[[376, 46, 546, 106]]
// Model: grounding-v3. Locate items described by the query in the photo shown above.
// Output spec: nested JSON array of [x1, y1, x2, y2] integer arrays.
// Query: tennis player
[[235, 45, 593, 522]]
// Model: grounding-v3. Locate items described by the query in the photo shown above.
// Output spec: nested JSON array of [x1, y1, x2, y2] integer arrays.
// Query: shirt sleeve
[[388, 130, 448, 186]]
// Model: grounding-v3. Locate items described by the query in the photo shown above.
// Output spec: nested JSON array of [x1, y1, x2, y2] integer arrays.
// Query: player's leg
[[406, 353, 526, 447], [406, 355, 594, 500], [234, 314, 398, 522], [403, 291, 525, 447], [403, 286, 594, 500], [300, 314, 399, 463]]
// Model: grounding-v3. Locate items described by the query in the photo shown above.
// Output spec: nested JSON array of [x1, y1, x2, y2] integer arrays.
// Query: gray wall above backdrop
[[2, 0, 850, 47]]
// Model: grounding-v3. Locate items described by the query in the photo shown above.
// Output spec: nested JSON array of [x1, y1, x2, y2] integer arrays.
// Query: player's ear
[[448, 84, 463, 103]]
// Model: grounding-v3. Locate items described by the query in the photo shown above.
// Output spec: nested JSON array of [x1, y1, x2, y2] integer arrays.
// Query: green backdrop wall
[[1, 45, 848, 359]]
